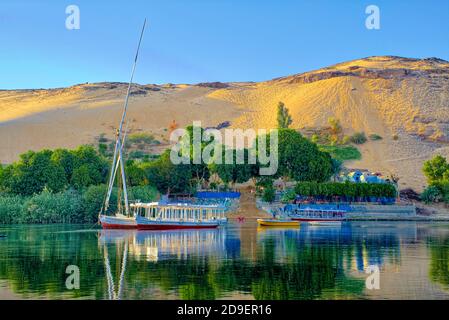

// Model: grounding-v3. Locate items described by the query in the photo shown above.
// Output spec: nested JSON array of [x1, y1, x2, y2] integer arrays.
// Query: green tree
[[1, 150, 67, 195], [209, 146, 256, 186], [72, 145, 108, 186], [262, 184, 276, 203], [143, 150, 193, 195], [71, 165, 95, 189], [276, 101, 293, 129], [125, 160, 148, 186], [423, 155, 449, 185], [51, 149, 75, 182], [0, 165, 5, 192], [258, 129, 333, 183], [181, 125, 211, 187]]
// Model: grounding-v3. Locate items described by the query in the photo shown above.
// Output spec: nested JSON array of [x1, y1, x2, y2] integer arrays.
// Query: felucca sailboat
[[99, 20, 146, 229], [99, 20, 226, 230]]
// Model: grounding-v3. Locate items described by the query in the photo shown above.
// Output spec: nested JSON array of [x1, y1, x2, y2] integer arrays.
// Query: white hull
[[136, 215, 219, 230]]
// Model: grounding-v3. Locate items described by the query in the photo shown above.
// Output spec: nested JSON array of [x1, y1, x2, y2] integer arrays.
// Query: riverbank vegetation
[[293, 181, 397, 202], [0, 104, 375, 222], [422, 155, 449, 204], [0, 145, 157, 224], [0, 185, 157, 224]]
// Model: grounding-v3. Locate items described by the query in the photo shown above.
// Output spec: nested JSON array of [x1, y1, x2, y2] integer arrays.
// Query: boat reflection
[[98, 228, 227, 299], [99, 229, 226, 262]]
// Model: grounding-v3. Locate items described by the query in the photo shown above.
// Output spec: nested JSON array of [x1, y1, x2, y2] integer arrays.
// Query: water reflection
[[100, 229, 226, 262], [0, 222, 449, 299]]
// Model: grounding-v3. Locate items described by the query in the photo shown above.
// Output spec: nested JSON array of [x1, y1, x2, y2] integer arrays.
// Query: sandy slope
[[1, 56, 449, 191]]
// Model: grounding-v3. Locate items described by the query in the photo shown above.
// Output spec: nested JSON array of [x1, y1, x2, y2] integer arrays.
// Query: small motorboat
[[257, 218, 300, 227], [0, 234, 7, 238]]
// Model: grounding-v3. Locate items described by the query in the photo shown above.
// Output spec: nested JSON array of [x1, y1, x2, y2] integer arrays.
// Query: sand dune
[[1, 56, 448, 191]]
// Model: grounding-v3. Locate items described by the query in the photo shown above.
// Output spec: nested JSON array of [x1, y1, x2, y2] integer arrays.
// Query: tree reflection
[[429, 236, 449, 289], [0, 223, 411, 300]]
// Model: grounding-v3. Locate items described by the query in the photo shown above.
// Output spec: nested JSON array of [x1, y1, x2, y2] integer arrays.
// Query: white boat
[[289, 208, 346, 226], [133, 202, 224, 230]]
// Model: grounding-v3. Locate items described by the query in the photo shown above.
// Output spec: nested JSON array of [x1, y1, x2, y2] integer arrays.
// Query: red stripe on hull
[[137, 224, 218, 230], [101, 222, 137, 229], [290, 218, 343, 222]]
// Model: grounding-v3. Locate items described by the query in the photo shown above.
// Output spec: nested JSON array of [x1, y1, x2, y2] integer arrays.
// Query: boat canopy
[[130, 202, 226, 209]]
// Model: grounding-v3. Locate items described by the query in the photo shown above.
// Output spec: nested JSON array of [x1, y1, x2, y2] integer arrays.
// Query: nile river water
[[1, 221, 449, 300]]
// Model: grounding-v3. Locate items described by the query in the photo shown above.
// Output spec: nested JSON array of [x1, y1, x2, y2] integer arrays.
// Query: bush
[[128, 150, 146, 159], [0, 195, 26, 224], [82, 185, 117, 223], [369, 134, 383, 141], [421, 186, 442, 204], [328, 117, 342, 135], [98, 143, 108, 157], [341, 135, 351, 145], [128, 133, 157, 145], [98, 133, 108, 143], [319, 145, 361, 161], [311, 134, 320, 144], [294, 182, 397, 201], [281, 189, 296, 203], [209, 182, 218, 190], [349, 132, 367, 144], [128, 185, 158, 202], [23, 189, 84, 224], [262, 184, 276, 203], [0, 184, 158, 225]]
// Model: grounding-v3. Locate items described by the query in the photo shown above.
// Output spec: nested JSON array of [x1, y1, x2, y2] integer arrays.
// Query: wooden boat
[[134, 202, 223, 230], [289, 208, 346, 226], [257, 218, 300, 227], [99, 21, 147, 230], [99, 214, 137, 229]]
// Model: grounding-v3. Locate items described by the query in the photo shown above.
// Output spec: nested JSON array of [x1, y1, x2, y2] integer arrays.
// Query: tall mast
[[104, 19, 147, 214]]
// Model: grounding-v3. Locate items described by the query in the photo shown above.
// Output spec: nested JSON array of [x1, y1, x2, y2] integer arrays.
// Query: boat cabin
[[130, 202, 227, 222]]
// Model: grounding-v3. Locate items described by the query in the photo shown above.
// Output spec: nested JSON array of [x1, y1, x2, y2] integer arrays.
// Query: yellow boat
[[257, 218, 300, 227]]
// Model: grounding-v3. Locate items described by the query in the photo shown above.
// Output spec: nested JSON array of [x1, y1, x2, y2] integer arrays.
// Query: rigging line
[[103, 244, 116, 300], [99, 121, 130, 219], [111, 122, 130, 202], [118, 138, 130, 215], [117, 239, 129, 300]]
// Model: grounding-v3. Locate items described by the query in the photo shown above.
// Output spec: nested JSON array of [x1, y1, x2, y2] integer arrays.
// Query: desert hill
[[1, 56, 449, 191]]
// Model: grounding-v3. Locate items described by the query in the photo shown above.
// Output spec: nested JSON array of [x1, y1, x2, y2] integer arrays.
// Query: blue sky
[[0, 0, 448, 89]]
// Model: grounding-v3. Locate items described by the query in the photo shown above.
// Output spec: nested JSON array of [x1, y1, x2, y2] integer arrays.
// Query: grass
[[319, 145, 362, 161]]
